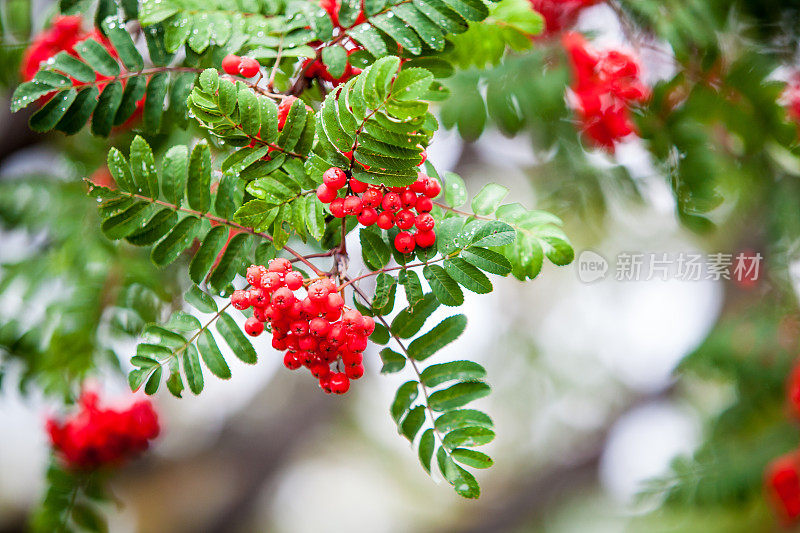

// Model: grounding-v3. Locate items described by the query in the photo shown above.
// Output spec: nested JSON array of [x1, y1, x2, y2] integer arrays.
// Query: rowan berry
[[244, 317, 264, 336], [309, 362, 330, 379], [361, 187, 383, 208], [319, 375, 333, 394], [238, 57, 260, 78], [376, 212, 395, 230], [253, 307, 268, 322], [290, 320, 309, 336], [316, 183, 337, 203], [418, 150, 427, 166], [222, 54, 241, 75], [284, 352, 302, 370], [246, 265, 267, 287], [395, 209, 415, 230], [416, 196, 433, 213], [415, 230, 436, 248], [261, 271, 283, 291], [362, 316, 376, 335], [342, 350, 363, 366], [271, 287, 296, 309], [357, 207, 378, 226], [329, 197, 345, 218], [424, 177, 442, 198], [308, 281, 331, 302], [350, 179, 368, 193], [285, 271, 304, 290], [346, 364, 365, 380], [231, 289, 251, 310], [394, 231, 415, 253], [400, 189, 417, 208], [248, 288, 269, 307], [268, 257, 292, 274], [326, 292, 345, 312], [323, 167, 348, 189], [381, 192, 402, 212], [411, 174, 428, 194], [415, 213, 435, 232], [347, 336, 368, 352], [343, 195, 363, 216], [330, 372, 350, 394], [309, 317, 330, 337]]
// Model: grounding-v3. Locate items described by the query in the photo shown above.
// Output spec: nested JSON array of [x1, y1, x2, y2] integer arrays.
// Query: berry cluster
[[784, 73, 800, 126], [316, 165, 441, 253], [562, 32, 650, 150], [47, 391, 160, 470], [221, 54, 262, 78], [528, 0, 600, 36], [230, 259, 373, 394], [767, 452, 800, 525]]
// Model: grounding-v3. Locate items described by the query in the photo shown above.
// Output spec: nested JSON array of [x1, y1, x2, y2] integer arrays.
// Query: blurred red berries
[[47, 391, 159, 470], [529, 0, 601, 36]]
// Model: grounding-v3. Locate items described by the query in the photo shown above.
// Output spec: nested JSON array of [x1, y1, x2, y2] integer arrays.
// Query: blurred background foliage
[[3, 0, 800, 531]]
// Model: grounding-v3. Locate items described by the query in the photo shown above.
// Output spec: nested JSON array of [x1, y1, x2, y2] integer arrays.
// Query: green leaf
[[461, 247, 512, 275], [437, 447, 481, 498], [185, 285, 218, 313], [391, 380, 419, 422], [74, 38, 120, 77], [435, 409, 494, 432], [468, 220, 516, 247], [391, 292, 439, 338], [102, 16, 143, 71], [214, 171, 244, 220], [372, 272, 395, 310], [189, 225, 228, 284], [380, 347, 406, 373], [217, 313, 257, 364], [165, 311, 202, 332], [408, 314, 467, 361], [55, 86, 99, 135], [400, 405, 426, 441], [451, 448, 493, 469], [443, 257, 492, 294], [71, 502, 108, 533], [423, 264, 464, 306], [29, 89, 77, 132], [322, 44, 348, 79], [151, 216, 199, 267], [429, 381, 490, 411], [144, 365, 162, 395], [197, 329, 231, 379], [188, 141, 212, 213], [101, 201, 153, 239], [92, 81, 123, 136], [398, 269, 424, 306], [444, 171, 467, 207], [183, 344, 204, 394], [126, 209, 177, 245], [418, 428, 435, 473], [144, 72, 169, 132], [129, 135, 158, 199], [421, 360, 486, 387], [166, 359, 185, 398], [443, 426, 495, 449], [370, 322, 391, 344], [471, 183, 509, 215], [162, 145, 188, 207], [360, 227, 391, 269], [208, 233, 250, 293]]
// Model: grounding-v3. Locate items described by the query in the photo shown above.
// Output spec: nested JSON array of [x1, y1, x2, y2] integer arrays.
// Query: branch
[[337, 256, 446, 290]]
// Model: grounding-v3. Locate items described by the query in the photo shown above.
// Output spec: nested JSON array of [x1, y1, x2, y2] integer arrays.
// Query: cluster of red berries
[[47, 391, 160, 470], [230, 258, 373, 394], [221, 54, 261, 78], [528, 0, 600, 36], [562, 32, 650, 150], [764, 361, 800, 524], [316, 166, 441, 253], [784, 73, 800, 125]]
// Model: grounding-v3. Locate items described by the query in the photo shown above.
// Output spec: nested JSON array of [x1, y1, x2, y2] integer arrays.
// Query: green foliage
[[31, 461, 111, 533], [12, 18, 195, 136], [307, 56, 438, 187]]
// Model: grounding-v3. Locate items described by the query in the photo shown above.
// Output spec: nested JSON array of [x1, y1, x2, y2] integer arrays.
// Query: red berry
[[238, 57, 260, 78], [381, 192, 402, 212], [298, 335, 318, 351], [357, 207, 378, 226], [343, 195, 363, 216], [342, 350, 363, 366], [272, 335, 288, 350], [244, 317, 264, 336], [362, 187, 383, 208], [362, 316, 375, 335], [299, 297, 320, 317], [308, 280, 331, 302], [411, 174, 428, 194], [309, 362, 330, 379], [328, 323, 347, 345], [329, 372, 350, 394], [326, 292, 345, 312], [325, 310, 341, 322], [284, 352, 302, 370], [290, 320, 309, 336], [248, 288, 269, 308], [350, 179, 368, 193], [319, 375, 333, 393], [231, 289, 251, 310], [309, 317, 331, 337], [316, 183, 337, 203], [376, 212, 395, 230], [394, 231, 415, 253], [285, 271, 304, 290], [271, 287, 296, 309], [416, 196, 432, 213], [222, 54, 241, 75], [424, 177, 442, 198], [277, 96, 297, 130], [415, 230, 436, 248], [264, 305, 282, 323], [347, 335, 368, 352], [268, 258, 292, 274], [417, 150, 427, 166], [342, 309, 363, 330], [330, 197, 345, 218], [346, 364, 364, 380], [400, 189, 417, 209], [323, 167, 348, 189], [261, 271, 283, 291], [246, 265, 267, 287], [415, 213, 435, 232], [395, 209, 415, 230]]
